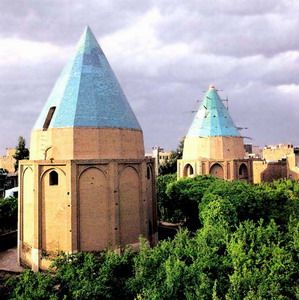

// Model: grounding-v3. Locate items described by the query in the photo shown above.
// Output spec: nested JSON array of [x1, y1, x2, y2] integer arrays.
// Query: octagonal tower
[[18, 27, 157, 271], [178, 85, 252, 181]]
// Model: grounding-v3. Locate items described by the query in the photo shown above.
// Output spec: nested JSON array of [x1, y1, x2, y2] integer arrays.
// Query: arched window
[[183, 164, 194, 177], [49, 170, 59, 185]]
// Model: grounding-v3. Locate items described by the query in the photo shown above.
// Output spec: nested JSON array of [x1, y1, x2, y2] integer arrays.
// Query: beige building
[[18, 27, 157, 271], [178, 85, 252, 182], [252, 144, 299, 183], [150, 146, 172, 175], [0, 148, 16, 173]]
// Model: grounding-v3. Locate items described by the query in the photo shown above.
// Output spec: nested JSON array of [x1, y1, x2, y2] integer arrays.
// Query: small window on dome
[[43, 106, 56, 130], [49, 170, 58, 185]]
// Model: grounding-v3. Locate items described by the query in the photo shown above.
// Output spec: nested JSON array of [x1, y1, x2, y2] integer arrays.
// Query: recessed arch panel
[[79, 167, 108, 251], [210, 163, 224, 179], [41, 168, 68, 252], [239, 163, 249, 180], [183, 164, 194, 177], [22, 167, 34, 246], [119, 166, 140, 245]]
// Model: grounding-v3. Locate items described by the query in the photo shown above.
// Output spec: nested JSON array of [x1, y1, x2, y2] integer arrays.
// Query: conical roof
[[33, 26, 141, 131], [187, 85, 240, 137]]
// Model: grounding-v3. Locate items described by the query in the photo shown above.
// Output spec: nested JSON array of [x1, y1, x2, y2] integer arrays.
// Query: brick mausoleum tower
[[18, 27, 157, 271], [178, 85, 252, 182]]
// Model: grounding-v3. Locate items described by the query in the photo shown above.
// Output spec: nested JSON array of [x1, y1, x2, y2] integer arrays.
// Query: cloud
[[0, 0, 299, 153], [0, 38, 70, 66], [0, 0, 154, 45]]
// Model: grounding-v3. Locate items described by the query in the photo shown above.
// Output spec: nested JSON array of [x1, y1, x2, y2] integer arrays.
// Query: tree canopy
[[13, 136, 29, 171], [159, 138, 184, 175], [3, 177, 299, 299]]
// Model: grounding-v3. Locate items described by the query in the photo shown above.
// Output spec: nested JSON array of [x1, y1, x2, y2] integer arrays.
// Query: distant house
[[0, 148, 16, 173], [0, 149, 18, 197]]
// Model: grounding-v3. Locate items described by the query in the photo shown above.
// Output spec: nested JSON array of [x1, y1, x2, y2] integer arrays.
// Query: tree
[[227, 220, 298, 299], [159, 138, 184, 175], [13, 136, 29, 171], [156, 174, 176, 221], [165, 175, 217, 229], [0, 196, 18, 233], [5, 177, 299, 299]]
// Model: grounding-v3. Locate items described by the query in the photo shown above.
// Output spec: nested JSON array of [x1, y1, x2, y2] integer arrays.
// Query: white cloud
[[277, 84, 299, 94], [0, 38, 70, 65], [101, 8, 190, 76]]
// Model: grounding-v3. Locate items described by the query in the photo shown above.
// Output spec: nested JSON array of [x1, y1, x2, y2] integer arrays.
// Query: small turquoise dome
[[187, 86, 240, 137]]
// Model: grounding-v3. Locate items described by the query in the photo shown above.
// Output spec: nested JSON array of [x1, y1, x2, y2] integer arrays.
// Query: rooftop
[[33, 26, 141, 131], [186, 85, 240, 137]]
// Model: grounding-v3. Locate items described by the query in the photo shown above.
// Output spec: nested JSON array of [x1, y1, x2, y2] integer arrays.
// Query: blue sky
[[0, 0, 299, 153]]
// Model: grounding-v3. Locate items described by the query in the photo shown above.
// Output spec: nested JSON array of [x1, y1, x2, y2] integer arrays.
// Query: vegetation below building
[[0, 196, 17, 234], [1, 176, 299, 299]]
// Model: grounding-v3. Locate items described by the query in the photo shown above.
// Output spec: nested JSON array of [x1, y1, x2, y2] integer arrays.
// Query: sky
[[1, 0, 299, 154]]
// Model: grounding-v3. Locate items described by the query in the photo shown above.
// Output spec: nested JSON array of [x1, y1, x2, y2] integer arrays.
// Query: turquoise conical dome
[[187, 85, 240, 137], [34, 26, 141, 131]]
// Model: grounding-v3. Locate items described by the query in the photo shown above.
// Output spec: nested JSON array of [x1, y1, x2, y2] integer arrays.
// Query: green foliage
[[7, 250, 134, 300], [156, 174, 176, 222], [7, 269, 56, 300], [163, 175, 217, 228], [52, 250, 134, 300], [13, 136, 29, 171], [200, 179, 299, 229], [0, 196, 17, 233], [159, 139, 184, 175], [6, 177, 299, 299], [227, 220, 298, 299]]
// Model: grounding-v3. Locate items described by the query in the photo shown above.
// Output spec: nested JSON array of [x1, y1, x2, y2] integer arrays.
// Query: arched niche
[[183, 164, 194, 177], [41, 168, 68, 252], [119, 166, 140, 246], [239, 163, 249, 180], [79, 167, 108, 251], [22, 167, 34, 247], [210, 163, 224, 179]]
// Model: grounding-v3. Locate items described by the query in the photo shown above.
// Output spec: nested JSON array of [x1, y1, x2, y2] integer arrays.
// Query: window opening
[[43, 106, 56, 130], [49, 170, 59, 185]]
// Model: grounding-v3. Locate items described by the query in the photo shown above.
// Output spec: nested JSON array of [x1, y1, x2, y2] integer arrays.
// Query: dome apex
[[33, 27, 141, 131]]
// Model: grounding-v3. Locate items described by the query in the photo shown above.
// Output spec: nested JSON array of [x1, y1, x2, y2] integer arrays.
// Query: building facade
[[150, 146, 172, 175], [18, 27, 157, 271], [0, 148, 16, 174], [252, 144, 299, 183]]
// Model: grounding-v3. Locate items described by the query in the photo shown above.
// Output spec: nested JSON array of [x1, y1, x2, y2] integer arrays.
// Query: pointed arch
[[183, 164, 194, 177], [22, 167, 34, 246], [79, 167, 108, 251], [119, 166, 140, 246], [49, 170, 58, 185], [239, 163, 249, 180], [41, 168, 68, 252], [210, 163, 224, 179]]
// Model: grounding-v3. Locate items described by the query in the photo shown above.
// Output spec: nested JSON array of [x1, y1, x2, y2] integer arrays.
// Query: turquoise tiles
[[187, 86, 240, 137], [34, 27, 141, 131]]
